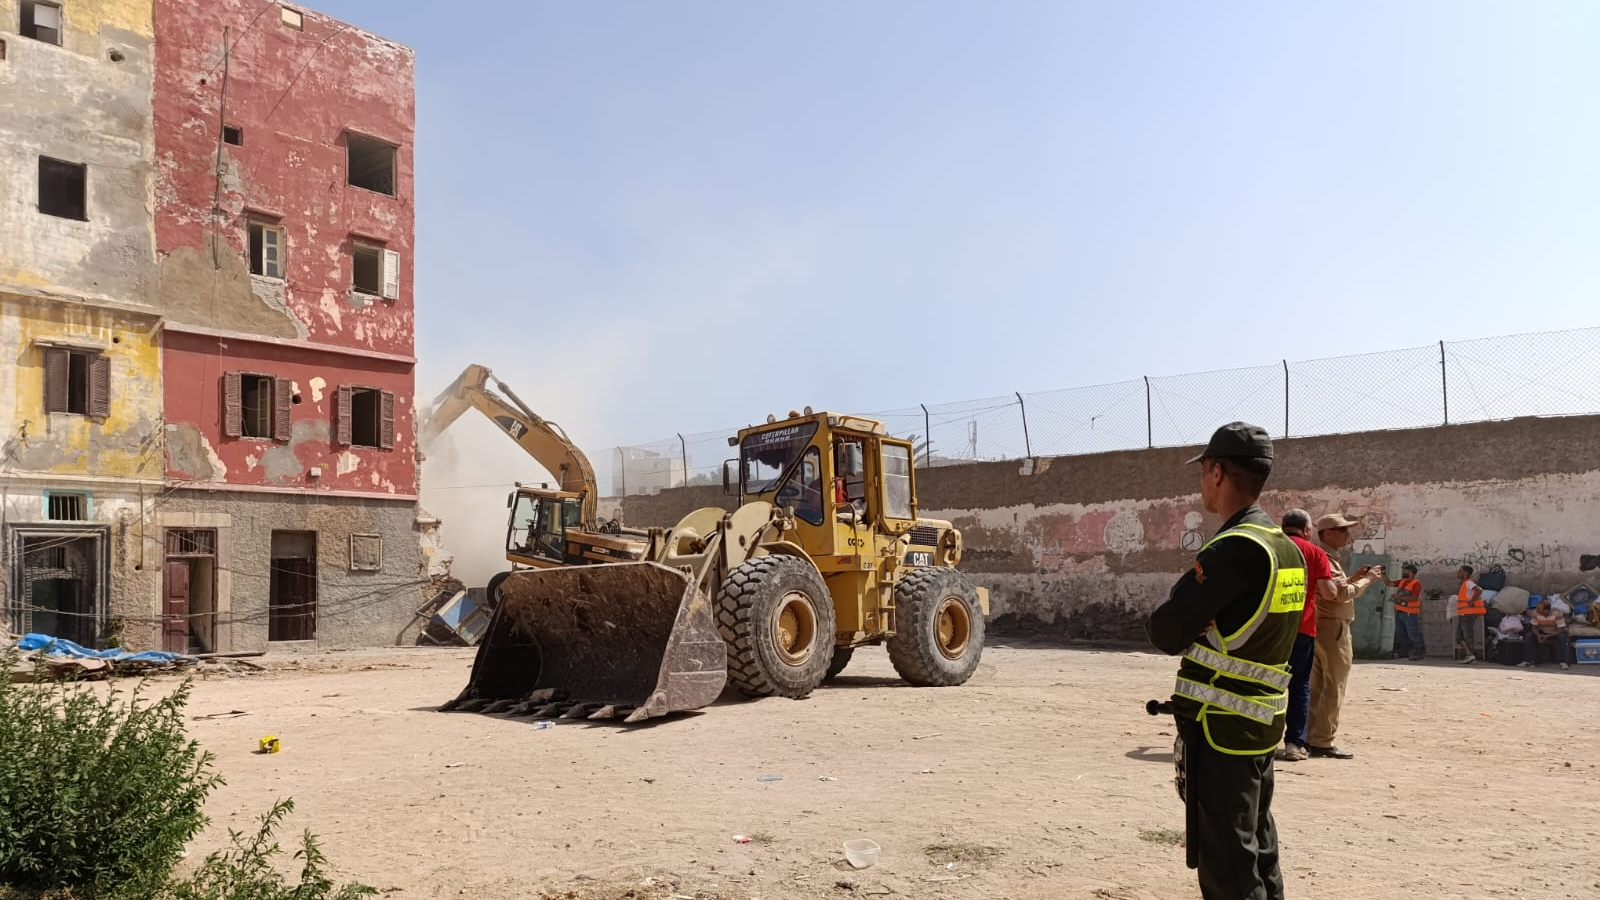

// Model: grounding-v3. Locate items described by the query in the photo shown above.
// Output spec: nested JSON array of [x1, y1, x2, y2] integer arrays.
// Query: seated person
[[1521, 598, 1571, 670]]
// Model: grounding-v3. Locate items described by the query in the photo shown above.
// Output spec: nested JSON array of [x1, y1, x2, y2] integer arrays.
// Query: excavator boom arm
[[419, 364, 599, 526]]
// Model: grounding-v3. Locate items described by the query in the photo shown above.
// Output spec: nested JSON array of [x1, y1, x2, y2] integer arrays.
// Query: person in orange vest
[[1453, 565, 1487, 663], [1387, 564, 1425, 660]]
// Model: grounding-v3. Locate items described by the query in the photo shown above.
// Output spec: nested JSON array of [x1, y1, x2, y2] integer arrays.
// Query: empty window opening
[[350, 388, 381, 447], [2, 39, 9, 60], [240, 374, 274, 438], [346, 134, 395, 196], [223, 125, 243, 146], [352, 243, 382, 295], [47, 493, 87, 521], [39, 157, 86, 220], [249, 220, 284, 278], [280, 6, 303, 30], [44, 347, 109, 417], [22, 1, 63, 45], [335, 384, 394, 450]]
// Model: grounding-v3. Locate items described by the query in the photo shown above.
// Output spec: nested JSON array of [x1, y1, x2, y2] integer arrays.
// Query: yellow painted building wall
[[0, 296, 164, 479]]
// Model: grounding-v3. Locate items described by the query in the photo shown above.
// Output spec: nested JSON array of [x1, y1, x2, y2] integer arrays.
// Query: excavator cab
[[506, 486, 585, 567]]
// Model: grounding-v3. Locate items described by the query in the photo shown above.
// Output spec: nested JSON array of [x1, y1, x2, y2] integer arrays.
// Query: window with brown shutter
[[342, 386, 392, 450], [334, 384, 353, 445], [44, 347, 109, 418], [380, 390, 395, 450], [224, 372, 290, 441]]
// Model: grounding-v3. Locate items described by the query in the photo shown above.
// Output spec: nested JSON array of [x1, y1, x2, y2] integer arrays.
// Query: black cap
[[1185, 421, 1274, 466]]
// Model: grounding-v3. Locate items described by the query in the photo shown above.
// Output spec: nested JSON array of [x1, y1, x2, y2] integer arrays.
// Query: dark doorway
[[269, 531, 317, 642], [11, 530, 104, 646], [30, 578, 91, 645], [164, 530, 217, 653]]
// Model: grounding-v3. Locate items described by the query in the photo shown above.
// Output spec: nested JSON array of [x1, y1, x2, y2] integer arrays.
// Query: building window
[[21, 1, 63, 45], [46, 493, 88, 521], [280, 6, 303, 30], [222, 372, 291, 441], [44, 347, 109, 417], [349, 533, 383, 571], [165, 529, 216, 556], [335, 385, 395, 450], [352, 242, 400, 299], [39, 157, 87, 221], [249, 220, 285, 279], [346, 134, 396, 196], [223, 125, 244, 146]]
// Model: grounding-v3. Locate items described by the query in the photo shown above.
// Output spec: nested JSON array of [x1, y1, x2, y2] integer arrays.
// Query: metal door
[[1348, 549, 1393, 659]]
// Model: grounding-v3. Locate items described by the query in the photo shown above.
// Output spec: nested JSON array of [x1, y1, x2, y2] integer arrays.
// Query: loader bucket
[[440, 562, 727, 724]]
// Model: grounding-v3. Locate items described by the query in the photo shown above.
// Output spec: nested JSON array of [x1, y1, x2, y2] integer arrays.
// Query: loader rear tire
[[887, 567, 985, 687], [717, 555, 836, 699], [823, 647, 854, 683]]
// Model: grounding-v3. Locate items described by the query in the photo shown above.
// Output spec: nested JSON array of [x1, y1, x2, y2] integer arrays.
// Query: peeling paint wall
[[163, 330, 416, 494], [0, 298, 164, 480], [613, 416, 1600, 639], [0, 0, 157, 307], [152, 0, 416, 356]]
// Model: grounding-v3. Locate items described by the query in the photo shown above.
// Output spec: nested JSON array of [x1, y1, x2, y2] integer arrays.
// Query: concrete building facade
[[151, 0, 422, 652], [1, 0, 165, 647], [2, 0, 426, 652]]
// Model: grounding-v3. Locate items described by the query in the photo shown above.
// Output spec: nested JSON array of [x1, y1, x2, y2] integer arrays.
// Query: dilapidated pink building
[[153, 0, 426, 651]]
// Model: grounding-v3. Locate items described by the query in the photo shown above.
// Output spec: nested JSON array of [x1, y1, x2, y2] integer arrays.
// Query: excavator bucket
[[440, 562, 727, 724]]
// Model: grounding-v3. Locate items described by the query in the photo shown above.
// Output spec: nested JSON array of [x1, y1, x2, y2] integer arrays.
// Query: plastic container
[[1528, 594, 1543, 609], [843, 839, 881, 869]]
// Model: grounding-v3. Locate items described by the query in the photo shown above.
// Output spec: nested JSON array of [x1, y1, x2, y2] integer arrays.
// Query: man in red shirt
[[1276, 509, 1332, 762]]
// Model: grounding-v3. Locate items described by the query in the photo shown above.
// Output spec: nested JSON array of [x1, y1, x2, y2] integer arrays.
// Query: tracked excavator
[[417, 365, 650, 605], [442, 408, 990, 724]]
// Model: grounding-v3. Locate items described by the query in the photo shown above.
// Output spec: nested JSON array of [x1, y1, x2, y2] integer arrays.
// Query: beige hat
[[1315, 513, 1360, 531]]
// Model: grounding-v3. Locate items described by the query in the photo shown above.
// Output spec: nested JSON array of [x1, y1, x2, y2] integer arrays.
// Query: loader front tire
[[485, 570, 513, 611], [888, 567, 985, 687], [717, 555, 836, 699]]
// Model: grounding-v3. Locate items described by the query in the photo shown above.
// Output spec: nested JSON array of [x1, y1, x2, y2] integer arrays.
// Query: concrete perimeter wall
[[612, 416, 1600, 640]]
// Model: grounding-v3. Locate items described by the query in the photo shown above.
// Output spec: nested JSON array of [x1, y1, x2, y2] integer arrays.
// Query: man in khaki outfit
[[1307, 513, 1383, 759]]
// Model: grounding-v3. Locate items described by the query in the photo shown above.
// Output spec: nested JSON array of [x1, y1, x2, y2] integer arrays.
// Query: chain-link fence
[[598, 326, 1600, 496]]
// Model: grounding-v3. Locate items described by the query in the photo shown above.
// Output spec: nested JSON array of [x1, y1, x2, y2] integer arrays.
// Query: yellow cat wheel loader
[[440, 409, 990, 724]]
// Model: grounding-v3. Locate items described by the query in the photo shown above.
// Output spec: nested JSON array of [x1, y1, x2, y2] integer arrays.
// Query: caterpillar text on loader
[[418, 364, 652, 607], [441, 408, 990, 723]]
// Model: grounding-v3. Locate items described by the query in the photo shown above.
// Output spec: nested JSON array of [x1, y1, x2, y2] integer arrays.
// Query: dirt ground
[[172, 641, 1598, 900]]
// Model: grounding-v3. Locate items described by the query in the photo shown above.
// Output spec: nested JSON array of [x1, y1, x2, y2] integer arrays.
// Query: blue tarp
[[17, 633, 195, 666]]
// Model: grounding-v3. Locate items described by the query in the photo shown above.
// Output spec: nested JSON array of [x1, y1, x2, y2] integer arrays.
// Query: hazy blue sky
[[307, 0, 1599, 523]]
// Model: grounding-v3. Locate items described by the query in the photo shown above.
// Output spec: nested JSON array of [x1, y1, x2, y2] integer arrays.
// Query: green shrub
[[0, 653, 222, 899], [170, 798, 376, 900]]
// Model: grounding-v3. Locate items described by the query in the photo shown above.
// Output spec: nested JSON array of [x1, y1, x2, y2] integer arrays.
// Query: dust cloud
[[418, 421, 543, 589]]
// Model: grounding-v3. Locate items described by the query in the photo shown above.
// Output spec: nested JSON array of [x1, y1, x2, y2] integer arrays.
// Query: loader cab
[[731, 412, 919, 548], [505, 486, 584, 566]]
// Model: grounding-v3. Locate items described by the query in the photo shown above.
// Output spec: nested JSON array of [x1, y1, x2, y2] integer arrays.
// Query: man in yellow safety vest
[[1148, 422, 1305, 900]]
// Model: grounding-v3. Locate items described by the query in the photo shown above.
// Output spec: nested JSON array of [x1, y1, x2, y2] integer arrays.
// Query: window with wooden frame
[[351, 241, 399, 300], [248, 219, 284, 279], [222, 372, 291, 441], [44, 346, 110, 418], [334, 385, 394, 450], [21, 1, 63, 45]]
